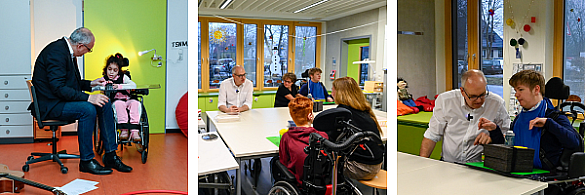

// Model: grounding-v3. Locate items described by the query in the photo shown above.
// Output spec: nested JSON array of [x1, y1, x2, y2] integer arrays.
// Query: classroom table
[[198, 132, 239, 176], [397, 152, 548, 195], [205, 105, 387, 195], [198, 132, 239, 193]]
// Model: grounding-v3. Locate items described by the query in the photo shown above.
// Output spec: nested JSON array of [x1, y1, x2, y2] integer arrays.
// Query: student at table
[[279, 96, 329, 185], [218, 65, 253, 113], [331, 77, 384, 180], [420, 69, 510, 163], [298, 67, 333, 102], [494, 70, 580, 170], [274, 73, 299, 107]]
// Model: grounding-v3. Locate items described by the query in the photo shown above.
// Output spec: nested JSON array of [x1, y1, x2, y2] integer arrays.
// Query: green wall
[[84, 0, 167, 134], [346, 38, 369, 83]]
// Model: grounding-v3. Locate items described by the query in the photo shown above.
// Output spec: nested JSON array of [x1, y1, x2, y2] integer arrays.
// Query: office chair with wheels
[[22, 80, 79, 174]]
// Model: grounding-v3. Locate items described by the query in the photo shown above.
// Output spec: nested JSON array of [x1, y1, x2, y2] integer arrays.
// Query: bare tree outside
[[294, 26, 317, 79], [208, 22, 237, 89], [244, 24, 257, 87], [264, 24, 289, 88], [564, 0, 585, 100], [480, 0, 504, 98]]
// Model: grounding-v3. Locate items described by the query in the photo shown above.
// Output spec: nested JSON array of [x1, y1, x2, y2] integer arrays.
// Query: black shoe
[[79, 159, 113, 175], [103, 154, 133, 172]]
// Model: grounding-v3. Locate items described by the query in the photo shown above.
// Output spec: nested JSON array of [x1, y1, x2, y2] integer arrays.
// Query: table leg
[[236, 157, 242, 195]]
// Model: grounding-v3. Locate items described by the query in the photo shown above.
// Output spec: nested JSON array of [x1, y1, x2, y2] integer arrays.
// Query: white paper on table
[[55, 178, 99, 195]]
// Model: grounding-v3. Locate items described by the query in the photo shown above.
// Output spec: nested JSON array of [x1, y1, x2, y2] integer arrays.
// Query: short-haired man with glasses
[[218, 65, 253, 113], [420, 69, 510, 163]]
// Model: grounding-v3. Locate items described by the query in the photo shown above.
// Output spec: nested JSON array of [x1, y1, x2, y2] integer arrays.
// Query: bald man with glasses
[[419, 69, 510, 163], [218, 65, 254, 113]]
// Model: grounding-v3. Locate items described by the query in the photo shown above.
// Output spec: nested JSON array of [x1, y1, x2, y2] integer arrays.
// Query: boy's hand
[[529, 117, 547, 130], [327, 97, 334, 102]]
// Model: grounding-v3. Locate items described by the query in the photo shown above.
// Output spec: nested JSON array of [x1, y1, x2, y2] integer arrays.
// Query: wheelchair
[[94, 80, 151, 164], [269, 108, 383, 195], [530, 101, 585, 195]]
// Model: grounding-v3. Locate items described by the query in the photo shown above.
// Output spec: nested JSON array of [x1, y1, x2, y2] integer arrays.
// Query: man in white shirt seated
[[218, 65, 254, 113], [419, 69, 510, 163]]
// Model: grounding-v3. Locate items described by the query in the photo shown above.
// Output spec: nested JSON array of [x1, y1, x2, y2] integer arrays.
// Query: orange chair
[[358, 170, 387, 195]]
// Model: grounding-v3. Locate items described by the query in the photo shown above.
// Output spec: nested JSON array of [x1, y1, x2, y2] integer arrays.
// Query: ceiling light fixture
[[294, 0, 328, 14], [219, 0, 233, 9]]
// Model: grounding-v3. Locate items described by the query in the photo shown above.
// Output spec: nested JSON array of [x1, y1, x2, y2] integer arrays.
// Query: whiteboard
[[0, 0, 31, 74]]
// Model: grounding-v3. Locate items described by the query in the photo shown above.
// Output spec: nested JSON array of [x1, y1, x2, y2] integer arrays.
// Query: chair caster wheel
[[61, 167, 68, 174], [27, 156, 34, 161], [22, 165, 29, 172]]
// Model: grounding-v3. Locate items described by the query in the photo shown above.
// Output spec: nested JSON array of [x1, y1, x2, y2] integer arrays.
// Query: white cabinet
[[0, 1, 32, 143]]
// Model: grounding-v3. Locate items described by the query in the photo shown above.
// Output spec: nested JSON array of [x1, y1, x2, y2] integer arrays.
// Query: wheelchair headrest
[[313, 108, 352, 140], [301, 69, 310, 78], [545, 77, 569, 100]]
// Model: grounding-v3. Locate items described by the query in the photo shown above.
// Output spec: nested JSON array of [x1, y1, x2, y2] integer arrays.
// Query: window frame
[[199, 16, 322, 92]]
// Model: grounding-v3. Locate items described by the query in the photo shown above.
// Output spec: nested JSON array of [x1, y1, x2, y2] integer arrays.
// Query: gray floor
[[226, 158, 387, 195]]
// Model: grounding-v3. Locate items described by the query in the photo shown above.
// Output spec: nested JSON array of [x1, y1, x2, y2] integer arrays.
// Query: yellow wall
[[84, 0, 167, 133]]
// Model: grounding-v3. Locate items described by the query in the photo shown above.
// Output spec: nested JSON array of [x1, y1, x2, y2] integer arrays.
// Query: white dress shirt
[[218, 77, 254, 110], [423, 89, 510, 163]]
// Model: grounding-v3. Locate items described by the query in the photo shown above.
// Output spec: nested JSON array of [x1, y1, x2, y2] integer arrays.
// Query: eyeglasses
[[233, 73, 247, 78], [82, 44, 93, 53], [283, 80, 293, 83], [462, 87, 489, 101]]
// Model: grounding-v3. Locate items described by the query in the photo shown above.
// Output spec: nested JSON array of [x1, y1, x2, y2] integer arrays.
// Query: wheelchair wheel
[[138, 104, 149, 164], [268, 181, 300, 195], [567, 186, 585, 195]]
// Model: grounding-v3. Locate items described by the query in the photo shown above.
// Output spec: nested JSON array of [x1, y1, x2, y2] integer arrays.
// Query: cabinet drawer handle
[[3, 81, 7, 85], [5, 129, 9, 135], [4, 106, 8, 110], [5, 118, 9, 123], [4, 93, 8, 98]]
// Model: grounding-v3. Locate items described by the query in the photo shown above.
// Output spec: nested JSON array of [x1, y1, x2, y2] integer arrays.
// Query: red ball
[[523, 24, 531, 32]]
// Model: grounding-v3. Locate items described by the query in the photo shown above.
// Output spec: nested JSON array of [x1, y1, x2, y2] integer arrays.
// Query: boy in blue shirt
[[298, 67, 333, 102]]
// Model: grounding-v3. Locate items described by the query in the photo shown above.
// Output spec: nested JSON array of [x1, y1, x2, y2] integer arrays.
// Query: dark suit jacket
[[30, 38, 92, 120]]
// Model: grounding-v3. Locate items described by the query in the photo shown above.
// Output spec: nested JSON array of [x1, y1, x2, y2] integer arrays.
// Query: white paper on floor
[[54, 178, 99, 195]]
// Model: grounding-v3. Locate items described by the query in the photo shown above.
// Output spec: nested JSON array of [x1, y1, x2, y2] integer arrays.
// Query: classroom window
[[564, 0, 585, 99], [199, 22, 202, 89], [453, 0, 468, 89], [360, 46, 370, 86], [294, 26, 317, 79], [198, 17, 321, 92], [264, 24, 289, 88], [244, 23, 257, 87], [208, 22, 237, 89], [480, 0, 504, 98]]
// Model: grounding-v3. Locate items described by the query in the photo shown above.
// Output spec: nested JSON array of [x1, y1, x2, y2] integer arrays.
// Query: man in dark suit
[[31, 27, 132, 175]]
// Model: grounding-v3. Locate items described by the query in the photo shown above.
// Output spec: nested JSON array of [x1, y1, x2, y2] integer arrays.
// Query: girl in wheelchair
[[100, 53, 140, 142]]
